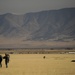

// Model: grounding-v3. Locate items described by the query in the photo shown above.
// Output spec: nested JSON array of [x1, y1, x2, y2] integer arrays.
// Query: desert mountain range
[[0, 8, 75, 48]]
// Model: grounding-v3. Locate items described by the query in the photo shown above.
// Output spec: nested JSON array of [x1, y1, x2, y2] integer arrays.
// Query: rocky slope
[[0, 8, 75, 42]]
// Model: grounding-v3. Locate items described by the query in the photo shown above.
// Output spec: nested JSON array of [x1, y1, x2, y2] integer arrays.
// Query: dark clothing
[[3, 54, 10, 68], [0, 55, 2, 67]]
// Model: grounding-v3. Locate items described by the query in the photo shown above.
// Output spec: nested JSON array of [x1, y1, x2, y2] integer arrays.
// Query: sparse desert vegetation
[[0, 51, 75, 75]]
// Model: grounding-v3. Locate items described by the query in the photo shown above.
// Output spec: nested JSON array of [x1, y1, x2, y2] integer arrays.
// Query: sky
[[0, 0, 75, 14]]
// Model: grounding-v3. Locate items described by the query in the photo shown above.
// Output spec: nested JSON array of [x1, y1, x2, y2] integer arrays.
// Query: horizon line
[[0, 7, 75, 15]]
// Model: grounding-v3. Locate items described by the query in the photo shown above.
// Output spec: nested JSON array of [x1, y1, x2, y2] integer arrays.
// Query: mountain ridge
[[0, 8, 75, 42]]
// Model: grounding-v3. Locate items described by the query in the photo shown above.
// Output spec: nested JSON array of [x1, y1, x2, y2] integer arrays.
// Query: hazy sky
[[0, 0, 75, 14]]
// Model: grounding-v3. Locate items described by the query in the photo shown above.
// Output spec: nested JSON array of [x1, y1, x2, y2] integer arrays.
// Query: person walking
[[3, 53, 10, 68], [0, 55, 2, 67]]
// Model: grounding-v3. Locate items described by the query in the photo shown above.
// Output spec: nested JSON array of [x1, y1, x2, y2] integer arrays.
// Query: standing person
[[3, 53, 10, 68], [0, 55, 2, 67]]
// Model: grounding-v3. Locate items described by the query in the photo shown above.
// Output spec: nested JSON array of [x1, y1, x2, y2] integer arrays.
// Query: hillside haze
[[0, 8, 75, 48]]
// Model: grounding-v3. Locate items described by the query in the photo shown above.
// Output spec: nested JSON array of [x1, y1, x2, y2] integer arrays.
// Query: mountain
[[0, 8, 75, 48]]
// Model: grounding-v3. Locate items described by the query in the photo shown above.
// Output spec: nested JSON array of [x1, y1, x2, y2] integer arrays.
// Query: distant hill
[[0, 8, 75, 48]]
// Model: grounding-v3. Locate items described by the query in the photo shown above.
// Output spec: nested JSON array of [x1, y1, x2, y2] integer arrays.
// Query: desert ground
[[0, 53, 75, 75]]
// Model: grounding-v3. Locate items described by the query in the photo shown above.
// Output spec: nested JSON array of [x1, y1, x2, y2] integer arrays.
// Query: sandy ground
[[0, 54, 75, 75]]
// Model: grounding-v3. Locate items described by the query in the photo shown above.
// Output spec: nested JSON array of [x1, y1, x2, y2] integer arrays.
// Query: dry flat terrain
[[0, 54, 75, 75]]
